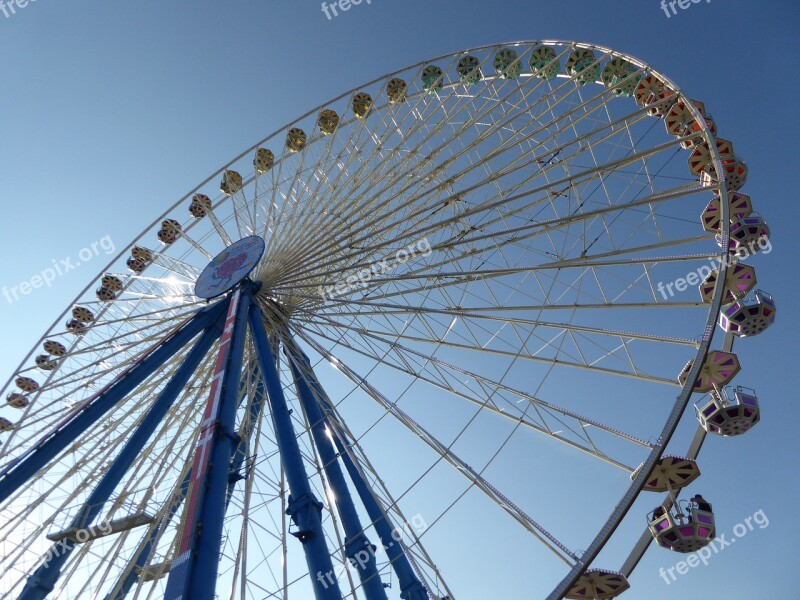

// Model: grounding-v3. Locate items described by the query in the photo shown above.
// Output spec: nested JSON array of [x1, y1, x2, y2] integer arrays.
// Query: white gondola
[[6, 393, 29, 409], [631, 455, 700, 493], [695, 386, 760, 436], [649, 498, 715, 553], [15, 376, 39, 392], [35, 354, 58, 370], [717, 213, 770, 254], [565, 569, 630, 599], [719, 290, 776, 336]]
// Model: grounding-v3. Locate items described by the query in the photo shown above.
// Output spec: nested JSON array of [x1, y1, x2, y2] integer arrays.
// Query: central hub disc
[[195, 236, 266, 299]]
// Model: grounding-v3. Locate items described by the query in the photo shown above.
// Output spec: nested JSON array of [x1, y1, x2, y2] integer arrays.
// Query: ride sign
[[194, 236, 265, 299]]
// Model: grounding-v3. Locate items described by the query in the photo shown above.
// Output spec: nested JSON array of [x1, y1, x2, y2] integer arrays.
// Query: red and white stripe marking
[[177, 290, 241, 553]]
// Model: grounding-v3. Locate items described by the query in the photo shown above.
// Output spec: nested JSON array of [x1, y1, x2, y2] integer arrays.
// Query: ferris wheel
[[0, 41, 776, 600]]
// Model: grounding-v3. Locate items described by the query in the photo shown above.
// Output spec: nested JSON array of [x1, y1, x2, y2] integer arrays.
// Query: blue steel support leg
[[248, 304, 343, 600], [18, 318, 226, 600], [335, 432, 429, 600], [225, 372, 267, 510], [109, 370, 257, 600], [284, 339, 388, 600], [282, 337, 429, 600], [164, 287, 252, 599], [0, 298, 230, 505]]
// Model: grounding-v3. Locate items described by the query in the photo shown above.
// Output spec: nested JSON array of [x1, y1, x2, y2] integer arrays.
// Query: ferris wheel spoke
[[0, 299, 231, 507], [324, 303, 697, 348], [333, 89, 654, 257], [291, 327, 595, 565], [7, 310, 206, 431], [260, 94, 407, 248], [59, 303, 208, 349], [268, 62, 605, 272], [293, 318, 649, 467], [0, 342, 216, 551], [233, 188, 260, 237], [263, 100, 407, 242], [283, 206, 718, 310], [273, 132, 696, 291], [362, 135, 685, 259], [294, 235, 712, 305], [364, 163, 697, 266], [202, 201, 235, 246], [134, 250, 204, 282], [169, 228, 215, 261], [363, 243, 715, 291], [410, 184, 707, 263], [42, 312, 199, 377], [270, 157, 322, 249], [260, 100, 440, 270], [296, 256, 697, 319], [353, 342, 648, 465], [325, 326, 645, 457], [370, 325, 673, 384]]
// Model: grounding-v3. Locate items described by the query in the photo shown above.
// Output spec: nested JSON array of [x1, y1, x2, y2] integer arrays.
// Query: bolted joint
[[286, 492, 325, 542], [399, 580, 431, 600], [220, 428, 241, 446]]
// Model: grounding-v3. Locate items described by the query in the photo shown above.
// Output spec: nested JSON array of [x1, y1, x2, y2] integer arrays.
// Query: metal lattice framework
[[0, 41, 772, 599]]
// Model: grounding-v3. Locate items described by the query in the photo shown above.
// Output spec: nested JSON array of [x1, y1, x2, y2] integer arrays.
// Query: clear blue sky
[[0, 1, 797, 598]]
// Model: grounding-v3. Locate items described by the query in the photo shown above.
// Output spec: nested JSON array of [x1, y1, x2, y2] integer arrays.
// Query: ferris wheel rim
[[0, 39, 746, 599]]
